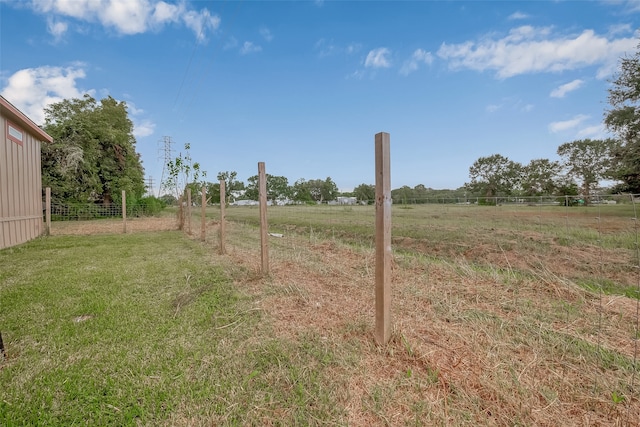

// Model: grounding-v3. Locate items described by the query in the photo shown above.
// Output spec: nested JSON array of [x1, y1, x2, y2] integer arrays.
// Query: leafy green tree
[[465, 154, 522, 197], [162, 143, 206, 230], [291, 177, 338, 203], [162, 143, 206, 199], [353, 183, 375, 204], [245, 174, 291, 203], [217, 171, 244, 203], [391, 185, 414, 204], [320, 177, 339, 202], [605, 42, 640, 193], [557, 139, 616, 202], [521, 158, 561, 196], [42, 94, 145, 204], [292, 179, 313, 203]]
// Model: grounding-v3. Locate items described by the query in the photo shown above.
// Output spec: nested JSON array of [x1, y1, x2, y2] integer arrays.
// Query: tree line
[[464, 42, 640, 202], [179, 172, 340, 205], [41, 42, 640, 207]]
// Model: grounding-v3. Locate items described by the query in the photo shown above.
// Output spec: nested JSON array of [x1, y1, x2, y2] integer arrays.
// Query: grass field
[[2, 202, 638, 425]]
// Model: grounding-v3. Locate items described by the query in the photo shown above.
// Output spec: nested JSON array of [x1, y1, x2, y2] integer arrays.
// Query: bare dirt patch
[[50, 217, 178, 236]]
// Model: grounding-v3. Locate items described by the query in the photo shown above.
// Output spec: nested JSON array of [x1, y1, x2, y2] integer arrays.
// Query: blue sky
[[1, 1, 639, 192]]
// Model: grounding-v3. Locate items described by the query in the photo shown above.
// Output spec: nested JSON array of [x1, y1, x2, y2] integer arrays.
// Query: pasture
[[1, 202, 638, 425]]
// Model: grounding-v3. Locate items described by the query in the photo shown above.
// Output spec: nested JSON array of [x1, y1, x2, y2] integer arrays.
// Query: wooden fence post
[[45, 187, 51, 236], [258, 162, 269, 275], [122, 190, 127, 234], [219, 179, 226, 254], [187, 188, 192, 235], [201, 186, 206, 242], [375, 132, 392, 345]]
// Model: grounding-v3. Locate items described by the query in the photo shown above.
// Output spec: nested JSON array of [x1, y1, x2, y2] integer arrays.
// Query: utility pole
[[158, 136, 174, 197], [146, 176, 155, 196]]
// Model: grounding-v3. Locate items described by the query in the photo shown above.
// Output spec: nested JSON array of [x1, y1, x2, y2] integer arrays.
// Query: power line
[[158, 136, 175, 197]]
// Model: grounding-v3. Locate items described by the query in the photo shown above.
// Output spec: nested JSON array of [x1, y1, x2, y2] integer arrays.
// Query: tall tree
[[353, 183, 375, 204], [292, 179, 313, 203], [42, 95, 145, 204], [217, 171, 244, 203], [466, 154, 522, 198], [605, 42, 640, 193], [245, 174, 291, 203], [291, 177, 339, 203], [556, 139, 616, 202], [521, 158, 561, 196]]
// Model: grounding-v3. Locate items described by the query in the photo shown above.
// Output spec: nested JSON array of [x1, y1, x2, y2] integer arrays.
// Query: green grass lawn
[[0, 232, 345, 426]]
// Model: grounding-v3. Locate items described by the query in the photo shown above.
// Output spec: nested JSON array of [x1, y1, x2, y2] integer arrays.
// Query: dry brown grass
[[50, 217, 178, 235], [49, 214, 640, 426], [205, 220, 639, 426]]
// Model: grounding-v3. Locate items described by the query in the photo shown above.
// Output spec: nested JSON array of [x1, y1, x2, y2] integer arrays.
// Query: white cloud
[[548, 114, 589, 133], [28, 0, 220, 42], [608, 23, 632, 35], [240, 41, 262, 55], [508, 12, 529, 20], [47, 17, 68, 41], [1, 65, 155, 137], [550, 79, 584, 98], [486, 104, 501, 113], [260, 26, 273, 42], [151, 1, 182, 25], [0, 65, 90, 124], [437, 26, 638, 79], [133, 119, 155, 137], [399, 48, 434, 76], [224, 36, 239, 50], [576, 124, 606, 139], [182, 8, 220, 42], [365, 48, 391, 68], [315, 39, 361, 57]]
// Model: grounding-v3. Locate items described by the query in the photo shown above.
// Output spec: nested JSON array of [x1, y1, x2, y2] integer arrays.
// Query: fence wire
[[45, 193, 640, 422]]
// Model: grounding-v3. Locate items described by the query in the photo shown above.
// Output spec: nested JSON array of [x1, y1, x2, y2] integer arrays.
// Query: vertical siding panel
[[1, 103, 49, 249], [35, 139, 43, 237], [8, 139, 17, 247], [0, 115, 6, 249], [25, 134, 33, 241]]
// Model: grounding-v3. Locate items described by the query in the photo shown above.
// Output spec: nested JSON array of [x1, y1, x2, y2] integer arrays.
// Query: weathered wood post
[[45, 187, 51, 236], [187, 187, 192, 235], [122, 190, 127, 234], [219, 179, 226, 255], [258, 162, 269, 275], [201, 186, 206, 241], [375, 132, 392, 345]]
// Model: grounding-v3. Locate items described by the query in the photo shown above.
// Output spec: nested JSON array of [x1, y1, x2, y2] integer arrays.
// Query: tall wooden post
[[45, 187, 51, 236], [375, 132, 392, 345], [187, 188, 192, 235], [258, 162, 269, 275], [122, 190, 127, 234], [219, 179, 226, 254], [201, 186, 206, 241]]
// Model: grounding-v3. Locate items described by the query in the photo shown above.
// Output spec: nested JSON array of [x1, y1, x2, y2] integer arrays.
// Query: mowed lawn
[[0, 232, 344, 426]]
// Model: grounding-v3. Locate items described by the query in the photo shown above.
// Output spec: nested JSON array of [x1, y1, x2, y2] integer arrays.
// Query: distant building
[[1, 96, 53, 249], [334, 196, 357, 205]]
